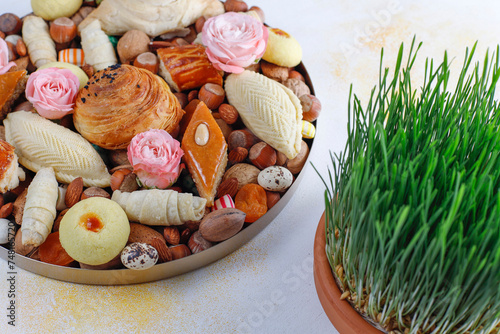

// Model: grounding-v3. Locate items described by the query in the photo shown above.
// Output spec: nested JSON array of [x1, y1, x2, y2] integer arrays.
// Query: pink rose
[[25, 67, 80, 119], [0, 38, 15, 75], [127, 129, 184, 189], [202, 12, 268, 74]]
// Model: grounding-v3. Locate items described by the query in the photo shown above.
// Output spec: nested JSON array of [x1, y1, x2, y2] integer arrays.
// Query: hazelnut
[[117, 30, 150, 64], [0, 13, 22, 35], [224, 0, 249, 12], [133, 51, 159, 74], [198, 83, 225, 110], [170, 244, 191, 260], [300, 94, 322, 122], [50, 17, 77, 44], [249, 142, 277, 170]]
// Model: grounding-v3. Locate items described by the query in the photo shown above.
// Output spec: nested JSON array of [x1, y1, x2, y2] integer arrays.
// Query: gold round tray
[[0, 63, 316, 285]]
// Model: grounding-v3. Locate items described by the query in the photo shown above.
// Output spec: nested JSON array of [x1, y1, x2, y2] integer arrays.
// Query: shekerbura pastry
[[225, 70, 303, 159], [59, 197, 130, 266], [4, 111, 111, 187]]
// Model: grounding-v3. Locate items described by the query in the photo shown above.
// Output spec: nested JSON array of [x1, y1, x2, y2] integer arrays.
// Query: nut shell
[[199, 83, 225, 110], [285, 140, 309, 174], [299, 94, 321, 122], [249, 142, 277, 170], [199, 208, 245, 242], [117, 30, 150, 64], [222, 163, 260, 191], [50, 17, 77, 44], [188, 230, 213, 253], [170, 244, 191, 260]]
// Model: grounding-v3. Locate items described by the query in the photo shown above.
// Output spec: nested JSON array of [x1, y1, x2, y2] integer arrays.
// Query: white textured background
[[1, 0, 500, 333]]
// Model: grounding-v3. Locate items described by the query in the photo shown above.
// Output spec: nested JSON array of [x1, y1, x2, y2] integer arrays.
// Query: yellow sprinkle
[[301, 120, 315, 139]]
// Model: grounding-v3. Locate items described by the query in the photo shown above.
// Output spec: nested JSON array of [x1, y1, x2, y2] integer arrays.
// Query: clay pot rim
[[313, 211, 383, 334]]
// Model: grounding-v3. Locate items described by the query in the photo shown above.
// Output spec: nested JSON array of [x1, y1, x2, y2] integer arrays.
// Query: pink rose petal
[[202, 12, 268, 74]]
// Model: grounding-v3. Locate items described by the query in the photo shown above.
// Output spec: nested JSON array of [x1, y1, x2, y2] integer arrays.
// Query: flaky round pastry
[[73, 64, 184, 150]]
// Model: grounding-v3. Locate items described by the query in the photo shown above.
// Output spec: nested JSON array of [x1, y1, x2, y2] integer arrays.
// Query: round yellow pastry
[[31, 0, 83, 21], [262, 28, 302, 67], [59, 197, 130, 266]]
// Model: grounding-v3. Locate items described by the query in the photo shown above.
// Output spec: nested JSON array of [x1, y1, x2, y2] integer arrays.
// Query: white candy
[[212, 194, 235, 211], [0, 219, 12, 244], [258, 166, 293, 192], [120, 242, 158, 270]]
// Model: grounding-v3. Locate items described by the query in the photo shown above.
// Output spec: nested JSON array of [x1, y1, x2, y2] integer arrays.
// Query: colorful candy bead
[[301, 120, 316, 139], [212, 194, 235, 211], [58, 48, 85, 66]]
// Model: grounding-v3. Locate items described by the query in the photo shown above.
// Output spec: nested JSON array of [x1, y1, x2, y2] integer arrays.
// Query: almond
[[218, 104, 239, 124], [0, 202, 13, 219], [163, 226, 180, 245], [216, 177, 239, 199], [149, 238, 172, 263], [179, 228, 191, 244], [199, 208, 246, 242], [228, 147, 248, 165], [65, 177, 84, 208], [128, 223, 171, 263], [188, 230, 213, 253], [13, 188, 27, 225], [266, 191, 281, 209]]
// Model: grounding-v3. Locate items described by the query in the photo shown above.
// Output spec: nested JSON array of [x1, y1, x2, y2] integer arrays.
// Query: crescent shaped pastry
[[111, 189, 207, 226], [4, 111, 111, 188], [73, 64, 183, 150], [225, 70, 303, 159], [78, 0, 224, 37]]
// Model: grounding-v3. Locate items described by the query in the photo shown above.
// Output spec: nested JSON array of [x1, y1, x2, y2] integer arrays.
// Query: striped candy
[[301, 120, 316, 139], [212, 194, 235, 211], [58, 48, 85, 66]]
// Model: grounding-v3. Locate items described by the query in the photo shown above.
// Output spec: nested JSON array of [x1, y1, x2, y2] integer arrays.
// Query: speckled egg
[[120, 242, 158, 270], [257, 166, 293, 192]]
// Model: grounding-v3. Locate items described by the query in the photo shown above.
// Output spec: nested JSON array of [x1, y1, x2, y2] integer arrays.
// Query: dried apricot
[[39, 231, 75, 266], [234, 183, 267, 223]]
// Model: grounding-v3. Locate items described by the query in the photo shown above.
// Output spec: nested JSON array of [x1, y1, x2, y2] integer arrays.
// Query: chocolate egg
[[120, 242, 158, 270], [257, 166, 293, 192]]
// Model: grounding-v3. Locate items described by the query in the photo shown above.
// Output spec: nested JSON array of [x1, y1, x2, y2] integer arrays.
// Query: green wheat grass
[[316, 39, 500, 334]]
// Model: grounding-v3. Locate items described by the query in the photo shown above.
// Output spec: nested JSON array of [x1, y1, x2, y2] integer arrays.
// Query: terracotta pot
[[313, 212, 383, 334]]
